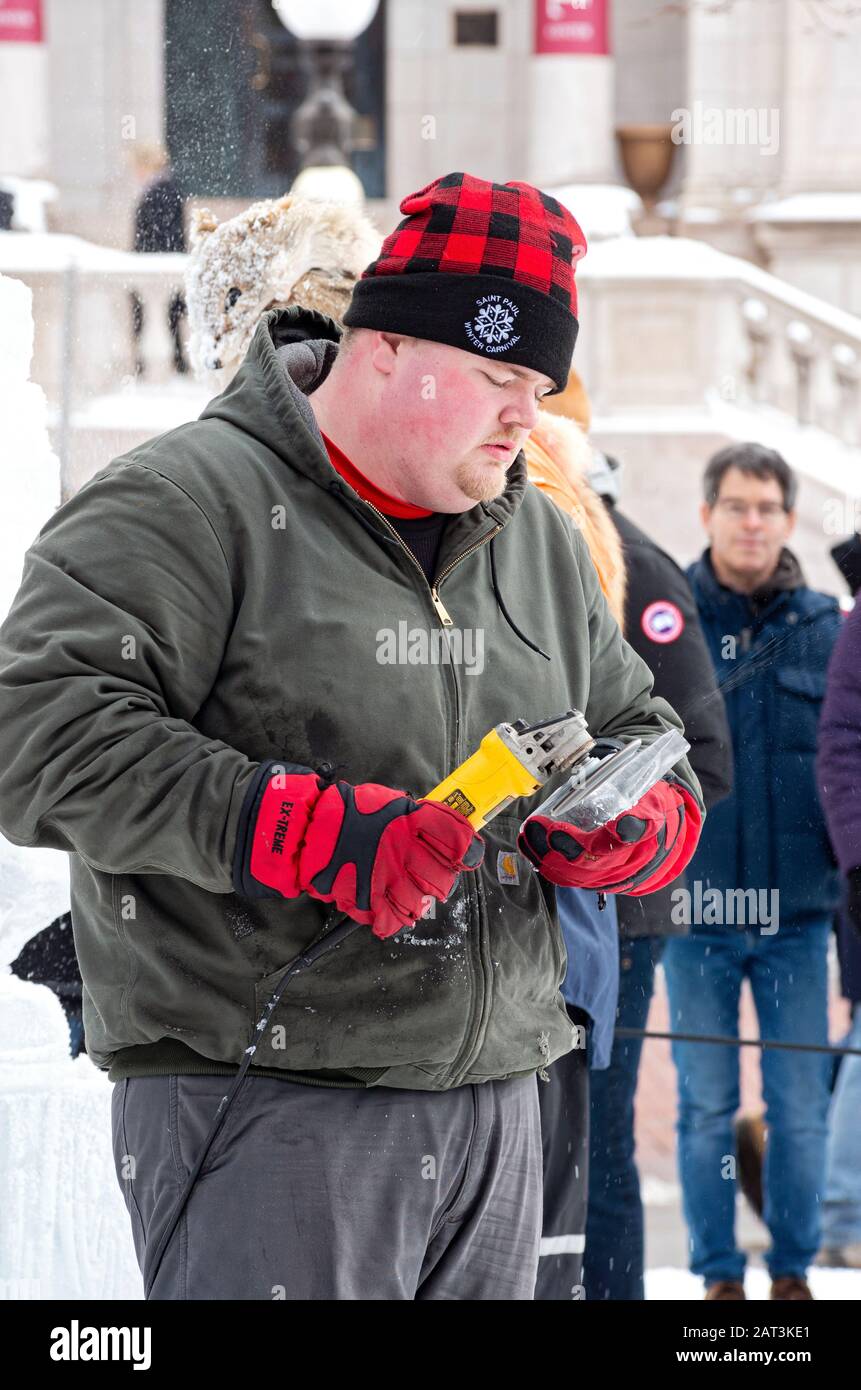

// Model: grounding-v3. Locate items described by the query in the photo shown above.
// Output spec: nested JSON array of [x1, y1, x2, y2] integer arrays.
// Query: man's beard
[[454, 456, 509, 503]]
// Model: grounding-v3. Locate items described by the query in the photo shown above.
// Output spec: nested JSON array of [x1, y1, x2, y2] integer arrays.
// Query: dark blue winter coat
[[686, 549, 842, 926]]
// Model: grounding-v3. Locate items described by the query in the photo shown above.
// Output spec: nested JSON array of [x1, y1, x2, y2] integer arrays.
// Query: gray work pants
[[111, 1071, 542, 1300]]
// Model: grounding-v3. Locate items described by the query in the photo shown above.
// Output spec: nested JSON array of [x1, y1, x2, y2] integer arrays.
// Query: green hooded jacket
[[0, 308, 703, 1090]]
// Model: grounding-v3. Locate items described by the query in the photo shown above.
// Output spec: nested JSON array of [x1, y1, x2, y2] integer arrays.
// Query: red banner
[[534, 0, 609, 56], [0, 0, 42, 43]]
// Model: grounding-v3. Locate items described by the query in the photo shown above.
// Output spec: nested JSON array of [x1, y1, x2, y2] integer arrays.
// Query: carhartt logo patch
[[465, 294, 522, 354], [641, 600, 685, 644], [497, 850, 521, 884]]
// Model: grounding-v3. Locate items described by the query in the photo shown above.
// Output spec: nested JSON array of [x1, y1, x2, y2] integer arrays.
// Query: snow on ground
[[642, 1174, 861, 1301], [0, 270, 142, 1301], [647, 1265, 861, 1301], [641, 1175, 683, 1208], [0, 977, 142, 1300]]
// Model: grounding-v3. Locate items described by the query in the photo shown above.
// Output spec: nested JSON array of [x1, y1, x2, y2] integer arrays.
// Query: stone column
[[524, 0, 615, 187], [386, 1, 614, 204], [778, 0, 861, 196], [674, 0, 784, 255], [44, 0, 165, 246]]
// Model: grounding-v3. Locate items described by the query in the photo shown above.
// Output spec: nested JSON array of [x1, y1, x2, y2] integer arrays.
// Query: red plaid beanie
[[342, 171, 587, 392]]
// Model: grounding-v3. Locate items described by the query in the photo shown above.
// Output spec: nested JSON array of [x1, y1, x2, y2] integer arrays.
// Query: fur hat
[[185, 193, 381, 382]]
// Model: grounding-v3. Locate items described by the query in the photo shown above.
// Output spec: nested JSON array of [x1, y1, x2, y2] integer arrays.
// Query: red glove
[[517, 775, 702, 896], [237, 763, 485, 939]]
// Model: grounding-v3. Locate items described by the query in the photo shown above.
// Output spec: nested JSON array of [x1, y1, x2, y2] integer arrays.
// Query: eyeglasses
[[714, 500, 788, 520]]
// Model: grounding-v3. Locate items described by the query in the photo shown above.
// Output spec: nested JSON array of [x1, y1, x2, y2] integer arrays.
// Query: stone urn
[[615, 123, 677, 231]]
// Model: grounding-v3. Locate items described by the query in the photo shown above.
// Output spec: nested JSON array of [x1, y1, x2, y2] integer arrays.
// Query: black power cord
[[142, 914, 362, 1299]]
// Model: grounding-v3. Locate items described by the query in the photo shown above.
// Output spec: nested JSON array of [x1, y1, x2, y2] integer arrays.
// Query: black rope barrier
[[615, 1027, 861, 1057]]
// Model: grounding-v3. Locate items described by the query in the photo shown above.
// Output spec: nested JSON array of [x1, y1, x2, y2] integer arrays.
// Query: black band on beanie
[[342, 272, 578, 394]]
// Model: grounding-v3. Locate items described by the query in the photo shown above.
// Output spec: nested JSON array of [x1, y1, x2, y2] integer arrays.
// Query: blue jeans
[[584, 936, 665, 1301], [822, 1002, 861, 1247], [663, 922, 831, 1283]]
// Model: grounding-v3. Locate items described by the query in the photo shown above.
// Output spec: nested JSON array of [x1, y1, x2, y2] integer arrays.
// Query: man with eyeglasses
[[663, 442, 842, 1301]]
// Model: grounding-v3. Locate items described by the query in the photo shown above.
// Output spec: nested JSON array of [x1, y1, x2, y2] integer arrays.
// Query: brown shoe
[[734, 1111, 767, 1218], [705, 1279, 746, 1300], [770, 1275, 813, 1300]]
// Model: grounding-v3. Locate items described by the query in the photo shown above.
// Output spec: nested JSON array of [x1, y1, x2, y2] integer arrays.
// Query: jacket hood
[[199, 305, 341, 492], [586, 449, 622, 505], [748, 545, 806, 609], [198, 305, 528, 532]]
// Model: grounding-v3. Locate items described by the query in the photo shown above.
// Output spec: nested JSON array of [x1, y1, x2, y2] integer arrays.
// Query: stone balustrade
[[577, 235, 861, 450], [0, 232, 188, 406]]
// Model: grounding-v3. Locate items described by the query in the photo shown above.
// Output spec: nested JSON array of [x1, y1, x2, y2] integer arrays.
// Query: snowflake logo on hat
[[474, 302, 515, 345], [465, 293, 521, 354]]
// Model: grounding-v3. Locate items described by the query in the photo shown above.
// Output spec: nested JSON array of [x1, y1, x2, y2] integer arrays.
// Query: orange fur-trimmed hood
[[524, 410, 626, 628]]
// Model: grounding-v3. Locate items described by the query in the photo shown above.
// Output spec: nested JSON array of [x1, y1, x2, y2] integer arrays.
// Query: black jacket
[[133, 174, 186, 254], [608, 507, 733, 938]]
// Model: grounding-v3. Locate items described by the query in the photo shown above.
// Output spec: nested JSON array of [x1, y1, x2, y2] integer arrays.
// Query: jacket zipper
[[360, 496, 455, 623], [431, 525, 504, 619], [356, 497, 505, 1084], [360, 496, 502, 627]]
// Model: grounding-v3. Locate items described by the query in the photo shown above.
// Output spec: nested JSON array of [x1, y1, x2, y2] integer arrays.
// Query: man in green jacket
[[0, 173, 703, 1299]]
